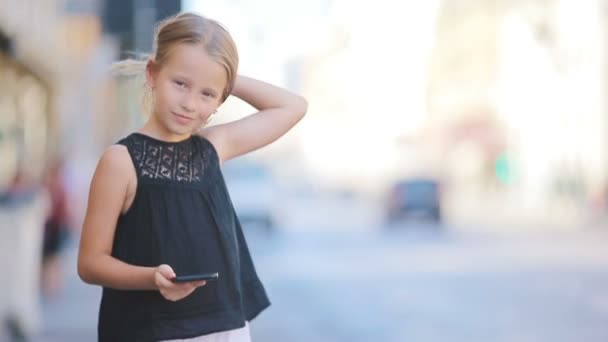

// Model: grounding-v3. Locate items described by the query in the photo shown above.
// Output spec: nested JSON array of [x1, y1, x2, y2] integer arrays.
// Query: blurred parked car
[[386, 178, 442, 225], [221, 159, 279, 232]]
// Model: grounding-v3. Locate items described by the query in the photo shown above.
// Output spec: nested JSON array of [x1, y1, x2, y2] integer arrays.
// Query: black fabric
[[98, 133, 270, 341]]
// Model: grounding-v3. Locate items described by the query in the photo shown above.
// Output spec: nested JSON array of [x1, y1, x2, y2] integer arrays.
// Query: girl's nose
[[180, 93, 197, 113]]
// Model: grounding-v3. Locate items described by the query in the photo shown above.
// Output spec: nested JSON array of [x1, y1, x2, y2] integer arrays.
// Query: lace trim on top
[[129, 133, 212, 183]]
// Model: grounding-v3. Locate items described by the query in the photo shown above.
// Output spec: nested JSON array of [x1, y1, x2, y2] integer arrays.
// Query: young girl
[[77, 12, 307, 341]]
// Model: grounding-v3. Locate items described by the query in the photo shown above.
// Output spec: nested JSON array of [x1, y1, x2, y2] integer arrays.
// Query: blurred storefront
[[0, 0, 118, 185], [0, 4, 61, 189], [0, 27, 52, 340], [0, 46, 50, 188], [0, 1, 108, 339]]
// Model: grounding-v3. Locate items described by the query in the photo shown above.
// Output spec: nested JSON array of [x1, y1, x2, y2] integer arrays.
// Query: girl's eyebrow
[[202, 87, 219, 94], [171, 72, 221, 93], [172, 73, 191, 80]]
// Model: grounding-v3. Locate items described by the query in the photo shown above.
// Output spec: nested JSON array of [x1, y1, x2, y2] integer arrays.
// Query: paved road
[[38, 224, 608, 341], [248, 227, 608, 341]]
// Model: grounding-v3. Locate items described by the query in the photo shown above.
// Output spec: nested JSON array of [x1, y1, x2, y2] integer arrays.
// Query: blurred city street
[[37, 194, 608, 341], [3, 0, 608, 341]]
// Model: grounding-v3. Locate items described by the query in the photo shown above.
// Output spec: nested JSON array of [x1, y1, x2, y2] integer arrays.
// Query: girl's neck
[[139, 116, 192, 143]]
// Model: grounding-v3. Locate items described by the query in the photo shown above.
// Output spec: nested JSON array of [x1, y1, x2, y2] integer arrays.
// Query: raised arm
[[201, 75, 308, 162]]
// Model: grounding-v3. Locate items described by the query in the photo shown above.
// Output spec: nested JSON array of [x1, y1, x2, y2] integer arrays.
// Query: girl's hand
[[154, 264, 206, 302]]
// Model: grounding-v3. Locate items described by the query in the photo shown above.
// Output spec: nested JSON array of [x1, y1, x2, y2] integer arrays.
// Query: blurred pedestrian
[[77, 12, 307, 341], [0, 170, 49, 341], [41, 159, 72, 298]]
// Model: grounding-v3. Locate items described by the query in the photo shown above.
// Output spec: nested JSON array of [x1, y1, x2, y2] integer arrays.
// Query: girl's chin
[[166, 122, 196, 135]]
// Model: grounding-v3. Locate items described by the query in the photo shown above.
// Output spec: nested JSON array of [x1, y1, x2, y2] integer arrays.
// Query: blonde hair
[[111, 12, 239, 114]]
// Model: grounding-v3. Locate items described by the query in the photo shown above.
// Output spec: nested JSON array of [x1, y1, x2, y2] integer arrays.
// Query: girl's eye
[[202, 91, 215, 98], [174, 80, 187, 88]]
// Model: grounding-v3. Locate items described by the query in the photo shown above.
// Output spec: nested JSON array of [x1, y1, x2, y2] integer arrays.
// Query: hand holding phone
[[155, 264, 211, 302], [172, 272, 219, 283]]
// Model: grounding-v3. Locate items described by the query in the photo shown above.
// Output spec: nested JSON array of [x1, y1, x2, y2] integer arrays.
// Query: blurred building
[[426, 0, 608, 226], [0, 0, 119, 185], [0, 2, 64, 188], [103, 0, 181, 57]]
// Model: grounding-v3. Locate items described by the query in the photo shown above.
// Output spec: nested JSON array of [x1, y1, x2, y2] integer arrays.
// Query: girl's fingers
[[155, 268, 206, 301], [157, 264, 176, 280], [155, 272, 174, 289]]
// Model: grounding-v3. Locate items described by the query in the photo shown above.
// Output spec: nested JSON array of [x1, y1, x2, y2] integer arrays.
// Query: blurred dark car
[[386, 178, 442, 224]]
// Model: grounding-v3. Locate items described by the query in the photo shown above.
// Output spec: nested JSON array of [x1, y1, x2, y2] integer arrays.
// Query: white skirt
[[160, 322, 251, 342]]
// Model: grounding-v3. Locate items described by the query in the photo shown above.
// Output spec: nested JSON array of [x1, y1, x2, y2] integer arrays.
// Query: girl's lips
[[172, 112, 194, 124]]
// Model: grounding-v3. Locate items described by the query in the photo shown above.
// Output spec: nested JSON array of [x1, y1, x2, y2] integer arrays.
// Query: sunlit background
[[2, 0, 608, 341]]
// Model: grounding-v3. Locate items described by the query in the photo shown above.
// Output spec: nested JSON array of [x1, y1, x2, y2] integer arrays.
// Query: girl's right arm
[[77, 145, 158, 290], [78, 145, 206, 299]]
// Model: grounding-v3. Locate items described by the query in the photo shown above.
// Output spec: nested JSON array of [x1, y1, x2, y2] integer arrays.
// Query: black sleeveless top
[[98, 133, 270, 341]]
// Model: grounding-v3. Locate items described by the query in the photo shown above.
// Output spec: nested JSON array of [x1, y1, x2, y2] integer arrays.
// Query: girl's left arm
[[201, 75, 308, 163]]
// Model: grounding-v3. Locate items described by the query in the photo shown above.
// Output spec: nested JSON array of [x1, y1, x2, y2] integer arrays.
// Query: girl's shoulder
[[93, 144, 136, 184], [100, 143, 130, 162]]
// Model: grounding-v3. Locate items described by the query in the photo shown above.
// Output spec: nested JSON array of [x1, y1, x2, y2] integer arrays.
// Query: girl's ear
[[145, 59, 159, 89]]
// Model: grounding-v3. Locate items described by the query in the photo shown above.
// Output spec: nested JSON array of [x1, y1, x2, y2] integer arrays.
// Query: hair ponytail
[[110, 57, 152, 118], [110, 58, 147, 78]]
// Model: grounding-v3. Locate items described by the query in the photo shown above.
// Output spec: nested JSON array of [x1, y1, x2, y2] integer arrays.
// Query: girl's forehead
[[163, 43, 226, 84]]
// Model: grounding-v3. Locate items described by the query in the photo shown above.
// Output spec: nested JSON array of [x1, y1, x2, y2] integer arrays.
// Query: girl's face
[[146, 43, 227, 137]]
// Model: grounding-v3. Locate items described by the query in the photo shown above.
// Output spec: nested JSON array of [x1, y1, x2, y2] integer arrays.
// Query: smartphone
[[172, 272, 219, 283]]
